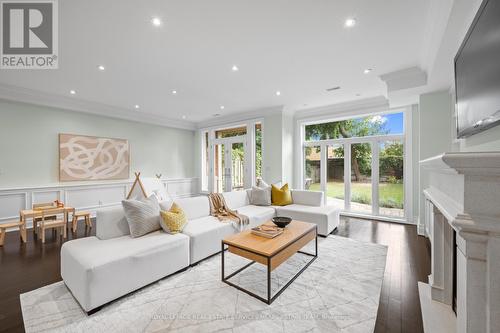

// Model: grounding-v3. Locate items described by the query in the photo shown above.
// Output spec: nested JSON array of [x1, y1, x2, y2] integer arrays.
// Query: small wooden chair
[[0, 221, 27, 246], [71, 211, 92, 232], [39, 208, 67, 243], [33, 202, 56, 233]]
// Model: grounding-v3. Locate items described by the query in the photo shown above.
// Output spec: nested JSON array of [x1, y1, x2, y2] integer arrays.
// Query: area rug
[[20, 236, 387, 333]]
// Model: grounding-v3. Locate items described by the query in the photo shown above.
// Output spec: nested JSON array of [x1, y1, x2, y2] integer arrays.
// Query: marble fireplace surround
[[420, 152, 500, 333]]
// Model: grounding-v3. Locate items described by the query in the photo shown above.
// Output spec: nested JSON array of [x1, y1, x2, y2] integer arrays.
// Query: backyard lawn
[[309, 181, 403, 208]]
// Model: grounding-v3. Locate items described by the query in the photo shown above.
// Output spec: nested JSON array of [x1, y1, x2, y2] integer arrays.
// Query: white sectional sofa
[[61, 189, 340, 313]]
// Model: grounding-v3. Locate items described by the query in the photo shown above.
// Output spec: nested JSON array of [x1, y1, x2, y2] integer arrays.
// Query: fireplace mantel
[[420, 152, 500, 333]]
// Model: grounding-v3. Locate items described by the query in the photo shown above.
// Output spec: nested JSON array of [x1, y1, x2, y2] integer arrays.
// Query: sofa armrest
[[291, 190, 324, 207]]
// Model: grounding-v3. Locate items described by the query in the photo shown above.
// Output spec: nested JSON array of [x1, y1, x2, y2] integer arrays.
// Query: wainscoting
[[0, 178, 199, 229]]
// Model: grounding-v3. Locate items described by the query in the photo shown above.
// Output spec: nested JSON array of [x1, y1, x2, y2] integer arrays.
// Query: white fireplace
[[419, 152, 500, 333]]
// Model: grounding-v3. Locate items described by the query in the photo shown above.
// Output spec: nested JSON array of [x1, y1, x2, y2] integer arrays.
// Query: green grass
[[309, 181, 403, 208]]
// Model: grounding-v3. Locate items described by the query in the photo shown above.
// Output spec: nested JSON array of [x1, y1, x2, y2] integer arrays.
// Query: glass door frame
[[302, 133, 407, 221], [201, 118, 264, 194], [212, 136, 246, 192]]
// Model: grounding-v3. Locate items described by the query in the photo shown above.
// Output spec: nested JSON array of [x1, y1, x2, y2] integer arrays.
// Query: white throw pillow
[[122, 195, 161, 238], [250, 186, 272, 206]]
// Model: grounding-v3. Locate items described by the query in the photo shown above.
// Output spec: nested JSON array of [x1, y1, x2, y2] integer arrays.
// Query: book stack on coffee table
[[251, 224, 283, 238]]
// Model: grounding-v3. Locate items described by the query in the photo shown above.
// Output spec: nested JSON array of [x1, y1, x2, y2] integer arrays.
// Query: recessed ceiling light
[[172, 90, 177, 95], [220, 105, 225, 110], [97, 65, 105, 71], [181, 115, 186, 119], [363, 68, 372, 74], [231, 65, 239, 72], [69, 90, 76, 95], [213, 113, 221, 117], [344, 18, 356, 28], [276, 91, 281, 96], [134, 104, 140, 109], [151, 17, 162, 26]]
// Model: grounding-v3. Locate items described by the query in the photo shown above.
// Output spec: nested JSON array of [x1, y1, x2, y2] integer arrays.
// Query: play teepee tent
[[127, 172, 171, 202]]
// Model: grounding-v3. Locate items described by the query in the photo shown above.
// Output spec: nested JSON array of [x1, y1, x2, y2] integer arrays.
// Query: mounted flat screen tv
[[455, 0, 500, 138]]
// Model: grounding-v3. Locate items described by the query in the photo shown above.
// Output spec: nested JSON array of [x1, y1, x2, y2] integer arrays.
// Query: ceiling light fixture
[[69, 90, 76, 95], [172, 90, 177, 94], [344, 18, 356, 28], [98, 65, 105, 71], [151, 17, 162, 26], [182, 115, 186, 119], [276, 91, 281, 96], [220, 105, 225, 110], [231, 65, 239, 72], [363, 68, 372, 74], [134, 104, 140, 109]]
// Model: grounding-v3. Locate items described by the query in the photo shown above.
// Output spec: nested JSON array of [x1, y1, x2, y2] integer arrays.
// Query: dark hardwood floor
[[0, 217, 430, 333]]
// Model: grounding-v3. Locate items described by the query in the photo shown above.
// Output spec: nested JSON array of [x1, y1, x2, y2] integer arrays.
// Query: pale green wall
[[418, 90, 453, 230], [0, 100, 195, 187], [455, 124, 500, 152], [262, 111, 285, 184]]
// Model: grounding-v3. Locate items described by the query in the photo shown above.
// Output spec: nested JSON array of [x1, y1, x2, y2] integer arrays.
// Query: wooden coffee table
[[221, 220, 317, 304]]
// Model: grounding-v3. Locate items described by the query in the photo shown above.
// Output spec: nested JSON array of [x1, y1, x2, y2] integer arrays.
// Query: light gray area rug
[[20, 236, 387, 333]]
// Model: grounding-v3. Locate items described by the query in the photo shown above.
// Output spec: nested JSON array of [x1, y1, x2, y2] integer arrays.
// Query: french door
[[303, 136, 406, 220], [212, 137, 246, 192]]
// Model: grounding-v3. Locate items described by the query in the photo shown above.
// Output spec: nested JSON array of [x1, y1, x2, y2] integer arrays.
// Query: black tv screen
[[455, 0, 500, 138]]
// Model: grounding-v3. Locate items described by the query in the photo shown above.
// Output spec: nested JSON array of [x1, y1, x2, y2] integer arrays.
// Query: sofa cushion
[[175, 196, 210, 220], [249, 186, 272, 206], [96, 206, 130, 240], [61, 231, 190, 311], [236, 205, 276, 227], [222, 190, 250, 210], [182, 216, 238, 263], [160, 203, 187, 234], [275, 204, 340, 236], [121, 195, 161, 238], [271, 184, 292, 206], [291, 190, 324, 207]]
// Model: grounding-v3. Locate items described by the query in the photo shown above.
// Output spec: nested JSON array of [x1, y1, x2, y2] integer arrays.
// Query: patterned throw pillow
[[121, 195, 161, 238], [160, 202, 187, 234], [271, 183, 293, 206], [250, 186, 272, 206]]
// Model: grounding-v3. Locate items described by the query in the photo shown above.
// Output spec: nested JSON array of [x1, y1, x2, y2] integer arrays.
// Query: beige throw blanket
[[208, 193, 249, 226]]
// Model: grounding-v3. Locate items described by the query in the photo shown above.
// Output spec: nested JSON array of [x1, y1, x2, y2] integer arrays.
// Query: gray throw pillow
[[250, 186, 272, 206], [122, 195, 161, 238]]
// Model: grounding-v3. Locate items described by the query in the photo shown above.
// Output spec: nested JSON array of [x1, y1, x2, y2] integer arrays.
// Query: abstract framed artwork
[[59, 134, 130, 181]]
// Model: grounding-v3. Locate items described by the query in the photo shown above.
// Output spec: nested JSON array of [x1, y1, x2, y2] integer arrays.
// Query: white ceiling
[[0, 0, 439, 126]]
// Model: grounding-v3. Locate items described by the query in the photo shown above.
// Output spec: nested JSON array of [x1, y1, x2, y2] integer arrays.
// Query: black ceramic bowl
[[272, 216, 292, 228]]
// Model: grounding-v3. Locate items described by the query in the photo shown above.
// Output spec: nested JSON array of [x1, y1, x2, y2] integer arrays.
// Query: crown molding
[[0, 83, 197, 131], [196, 105, 284, 129], [294, 96, 390, 121]]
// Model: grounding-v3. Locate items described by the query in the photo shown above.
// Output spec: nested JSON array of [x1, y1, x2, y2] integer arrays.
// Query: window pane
[[305, 146, 321, 191], [350, 143, 372, 214], [214, 143, 226, 193], [326, 145, 345, 208], [255, 123, 262, 180], [231, 142, 245, 191], [215, 125, 246, 138], [379, 141, 404, 217], [304, 112, 403, 141]]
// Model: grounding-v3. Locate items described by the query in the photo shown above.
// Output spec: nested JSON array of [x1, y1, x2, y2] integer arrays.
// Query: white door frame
[[212, 136, 246, 192]]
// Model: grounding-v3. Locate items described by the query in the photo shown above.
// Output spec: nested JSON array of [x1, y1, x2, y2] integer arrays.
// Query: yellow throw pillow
[[271, 183, 292, 206], [160, 203, 187, 234]]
